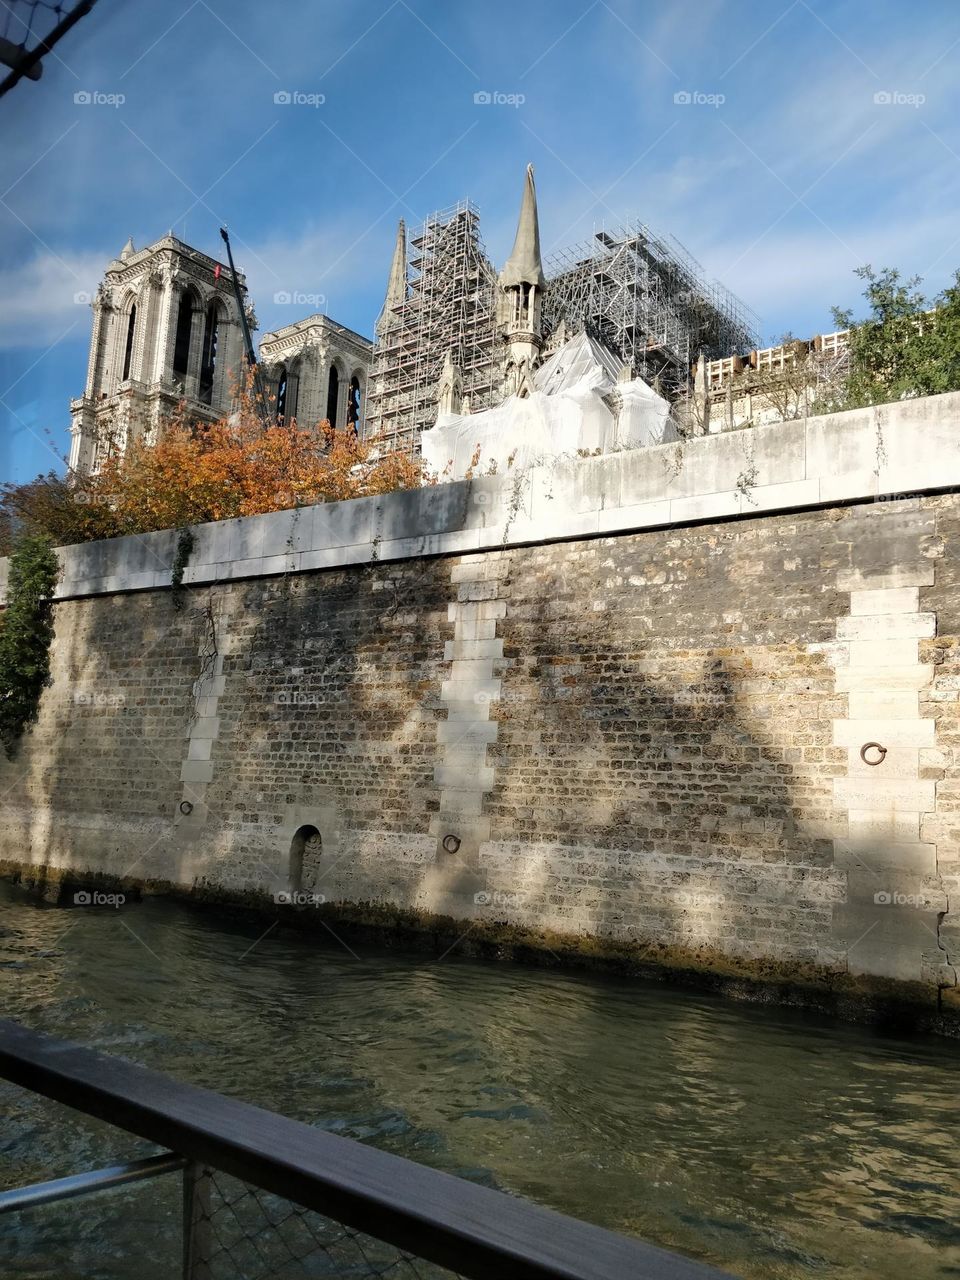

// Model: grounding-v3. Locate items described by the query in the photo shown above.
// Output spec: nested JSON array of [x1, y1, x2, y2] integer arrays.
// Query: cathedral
[[70, 167, 758, 477]]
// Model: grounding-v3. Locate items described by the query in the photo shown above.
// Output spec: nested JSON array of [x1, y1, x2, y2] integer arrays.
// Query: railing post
[[182, 1161, 213, 1280]]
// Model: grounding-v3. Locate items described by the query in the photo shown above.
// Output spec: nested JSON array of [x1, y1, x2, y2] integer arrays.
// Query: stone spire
[[436, 348, 463, 416], [377, 219, 407, 336], [499, 164, 545, 290], [119, 236, 136, 261], [498, 165, 545, 398]]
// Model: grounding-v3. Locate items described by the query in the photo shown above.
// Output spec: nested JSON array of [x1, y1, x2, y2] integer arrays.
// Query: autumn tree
[[1, 374, 432, 549]]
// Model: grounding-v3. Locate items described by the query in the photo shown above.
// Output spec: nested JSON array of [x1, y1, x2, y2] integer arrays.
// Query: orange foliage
[[40, 378, 432, 544]]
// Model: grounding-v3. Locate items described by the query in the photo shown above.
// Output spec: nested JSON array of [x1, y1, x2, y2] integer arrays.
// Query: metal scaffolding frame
[[542, 222, 760, 394], [364, 201, 504, 453], [364, 203, 761, 453]]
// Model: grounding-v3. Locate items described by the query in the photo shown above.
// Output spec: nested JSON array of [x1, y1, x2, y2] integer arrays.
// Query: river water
[[0, 882, 958, 1279]]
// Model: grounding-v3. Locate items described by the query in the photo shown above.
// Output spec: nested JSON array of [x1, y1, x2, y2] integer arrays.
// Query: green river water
[[0, 882, 957, 1279]]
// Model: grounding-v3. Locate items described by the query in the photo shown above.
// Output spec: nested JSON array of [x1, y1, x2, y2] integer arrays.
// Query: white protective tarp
[[420, 330, 674, 480]]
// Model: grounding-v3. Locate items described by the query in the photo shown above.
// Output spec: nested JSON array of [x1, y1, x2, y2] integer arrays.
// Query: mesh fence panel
[[2, 0, 72, 47], [193, 1169, 465, 1280]]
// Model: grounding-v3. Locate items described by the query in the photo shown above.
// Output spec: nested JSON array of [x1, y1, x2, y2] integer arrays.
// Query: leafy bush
[[0, 534, 60, 758]]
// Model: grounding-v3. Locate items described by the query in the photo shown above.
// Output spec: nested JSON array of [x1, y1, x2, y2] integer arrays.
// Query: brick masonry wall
[[0, 493, 956, 990]]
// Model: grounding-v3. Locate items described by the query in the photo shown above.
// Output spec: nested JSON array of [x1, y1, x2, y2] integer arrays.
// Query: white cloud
[[0, 248, 106, 349]]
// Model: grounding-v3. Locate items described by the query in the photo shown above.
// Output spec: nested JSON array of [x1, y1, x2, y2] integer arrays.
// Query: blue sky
[[1, 0, 958, 484]]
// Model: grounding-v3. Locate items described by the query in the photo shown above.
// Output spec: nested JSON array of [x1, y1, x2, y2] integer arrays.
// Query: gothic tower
[[498, 164, 545, 398], [69, 235, 248, 475]]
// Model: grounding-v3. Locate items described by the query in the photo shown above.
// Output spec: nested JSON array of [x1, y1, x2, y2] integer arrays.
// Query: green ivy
[[171, 526, 195, 610], [0, 534, 60, 759]]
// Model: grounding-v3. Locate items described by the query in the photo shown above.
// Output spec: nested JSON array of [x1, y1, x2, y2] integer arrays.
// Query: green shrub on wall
[[0, 534, 60, 759]]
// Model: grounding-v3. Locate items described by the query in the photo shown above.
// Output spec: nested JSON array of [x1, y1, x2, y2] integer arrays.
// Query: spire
[[499, 164, 545, 290], [377, 219, 407, 336], [120, 236, 135, 261]]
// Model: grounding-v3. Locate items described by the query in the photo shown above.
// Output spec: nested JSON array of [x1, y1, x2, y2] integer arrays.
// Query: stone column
[[154, 271, 180, 392]]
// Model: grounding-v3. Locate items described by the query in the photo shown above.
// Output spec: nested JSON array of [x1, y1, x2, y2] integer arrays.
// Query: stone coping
[[1, 391, 958, 603]]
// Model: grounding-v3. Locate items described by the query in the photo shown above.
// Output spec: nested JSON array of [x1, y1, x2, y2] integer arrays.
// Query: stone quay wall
[[1, 392, 959, 1000]]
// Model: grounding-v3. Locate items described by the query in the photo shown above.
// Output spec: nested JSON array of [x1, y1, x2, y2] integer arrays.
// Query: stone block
[[180, 759, 215, 783], [448, 600, 507, 622], [836, 613, 936, 641], [832, 718, 934, 748], [437, 719, 498, 745], [434, 764, 495, 790], [834, 665, 934, 692], [844, 639, 919, 668], [850, 586, 920, 616], [847, 808, 921, 842], [833, 776, 936, 811], [847, 690, 919, 720], [837, 565, 935, 592], [443, 639, 504, 662], [833, 836, 937, 876], [441, 677, 501, 704]]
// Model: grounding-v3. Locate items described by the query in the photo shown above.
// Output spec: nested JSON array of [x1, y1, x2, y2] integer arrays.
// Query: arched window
[[326, 364, 340, 426], [275, 364, 288, 422], [347, 374, 361, 432], [173, 290, 195, 382], [121, 304, 137, 382], [286, 360, 300, 423], [198, 302, 219, 405], [289, 825, 322, 895]]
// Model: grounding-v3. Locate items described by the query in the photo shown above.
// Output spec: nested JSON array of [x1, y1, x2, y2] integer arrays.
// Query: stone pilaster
[[831, 563, 951, 983]]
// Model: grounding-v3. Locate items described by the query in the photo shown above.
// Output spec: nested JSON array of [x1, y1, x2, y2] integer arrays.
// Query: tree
[[832, 265, 960, 407], [0, 375, 432, 549]]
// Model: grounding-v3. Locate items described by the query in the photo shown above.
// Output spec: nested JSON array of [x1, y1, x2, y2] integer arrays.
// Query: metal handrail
[[0, 1018, 736, 1280], [0, 1152, 185, 1213]]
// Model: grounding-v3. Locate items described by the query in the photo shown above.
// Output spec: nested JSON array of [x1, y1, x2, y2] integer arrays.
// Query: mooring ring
[[442, 834, 461, 854], [179, 800, 194, 815], [860, 742, 887, 766]]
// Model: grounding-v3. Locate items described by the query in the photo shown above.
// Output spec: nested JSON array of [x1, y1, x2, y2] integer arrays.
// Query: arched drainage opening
[[289, 825, 322, 894]]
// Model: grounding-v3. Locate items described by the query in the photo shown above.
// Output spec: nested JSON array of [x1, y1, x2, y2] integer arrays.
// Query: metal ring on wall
[[859, 742, 887, 766], [442, 834, 461, 854]]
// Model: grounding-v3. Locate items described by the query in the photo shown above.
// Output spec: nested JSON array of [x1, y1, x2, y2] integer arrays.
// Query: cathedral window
[[172, 290, 194, 383], [121, 304, 137, 381], [347, 374, 361, 432], [276, 364, 288, 422], [199, 302, 219, 405], [326, 364, 340, 426]]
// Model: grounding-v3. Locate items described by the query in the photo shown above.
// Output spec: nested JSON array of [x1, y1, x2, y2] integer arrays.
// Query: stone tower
[[69, 235, 248, 475], [498, 164, 545, 398], [258, 315, 372, 432]]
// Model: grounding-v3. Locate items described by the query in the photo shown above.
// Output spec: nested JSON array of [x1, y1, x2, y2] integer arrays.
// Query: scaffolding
[[365, 204, 762, 453], [364, 201, 504, 453], [542, 222, 760, 394]]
